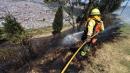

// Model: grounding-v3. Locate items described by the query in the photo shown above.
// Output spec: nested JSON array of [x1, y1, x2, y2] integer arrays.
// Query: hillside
[[11, 20, 129, 73], [0, 0, 55, 29], [80, 24, 130, 73], [0, 0, 129, 73]]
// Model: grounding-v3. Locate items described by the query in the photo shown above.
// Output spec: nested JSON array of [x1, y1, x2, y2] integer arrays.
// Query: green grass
[[26, 24, 71, 36], [26, 26, 53, 36], [119, 24, 130, 36], [119, 24, 130, 72], [124, 47, 130, 55], [1, 23, 72, 37], [120, 60, 130, 73], [120, 24, 130, 55]]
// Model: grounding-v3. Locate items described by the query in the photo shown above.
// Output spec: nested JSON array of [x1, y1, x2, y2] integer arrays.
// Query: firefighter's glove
[[85, 36, 91, 42]]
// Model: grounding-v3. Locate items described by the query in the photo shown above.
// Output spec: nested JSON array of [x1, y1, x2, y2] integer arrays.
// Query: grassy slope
[[26, 24, 71, 38], [119, 24, 130, 73], [81, 24, 130, 73]]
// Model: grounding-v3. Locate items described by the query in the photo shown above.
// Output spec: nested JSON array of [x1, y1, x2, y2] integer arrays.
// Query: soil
[[15, 20, 122, 73], [0, 14, 123, 73]]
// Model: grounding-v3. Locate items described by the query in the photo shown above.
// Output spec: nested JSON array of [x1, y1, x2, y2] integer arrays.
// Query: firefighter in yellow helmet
[[81, 8, 105, 56]]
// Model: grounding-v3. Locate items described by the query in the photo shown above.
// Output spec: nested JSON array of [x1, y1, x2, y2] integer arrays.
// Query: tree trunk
[[84, 0, 95, 20]]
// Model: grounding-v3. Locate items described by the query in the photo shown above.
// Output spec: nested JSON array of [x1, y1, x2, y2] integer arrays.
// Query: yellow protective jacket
[[85, 18, 104, 36]]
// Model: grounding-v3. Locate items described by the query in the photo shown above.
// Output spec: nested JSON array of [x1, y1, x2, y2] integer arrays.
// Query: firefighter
[[80, 8, 105, 56]]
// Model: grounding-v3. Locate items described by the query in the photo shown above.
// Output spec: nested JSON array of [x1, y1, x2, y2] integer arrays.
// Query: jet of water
[[62, 31, 83, 47]]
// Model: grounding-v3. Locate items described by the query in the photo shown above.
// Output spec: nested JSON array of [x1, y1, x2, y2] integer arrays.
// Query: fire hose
[[61, 33, 99, 73]]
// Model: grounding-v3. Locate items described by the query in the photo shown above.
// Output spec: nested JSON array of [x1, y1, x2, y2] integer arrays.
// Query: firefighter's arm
[[101, 21, 105, 31], [85, 19, 95, 42], [87, 19, 95, 36]]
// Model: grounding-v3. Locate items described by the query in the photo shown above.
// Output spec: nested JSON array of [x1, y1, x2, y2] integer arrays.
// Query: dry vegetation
[[27, 24, 71, 38], [0, 13, 129, 73], [80, 24, 130, 73]]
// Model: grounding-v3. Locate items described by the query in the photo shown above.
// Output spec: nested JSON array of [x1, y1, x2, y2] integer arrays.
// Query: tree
[[85, 0, 124, 14], [52, 6, 63, 35], [80, 0, 124, 21], [2, 14, 25, 43], [98, 0, 123, 14]]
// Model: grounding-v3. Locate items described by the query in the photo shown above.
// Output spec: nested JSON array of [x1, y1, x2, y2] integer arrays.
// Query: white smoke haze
[[62, 31, 83, 47]]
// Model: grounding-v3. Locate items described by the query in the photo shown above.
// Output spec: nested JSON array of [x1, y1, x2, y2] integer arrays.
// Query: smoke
[[62, 31, 83, 47]]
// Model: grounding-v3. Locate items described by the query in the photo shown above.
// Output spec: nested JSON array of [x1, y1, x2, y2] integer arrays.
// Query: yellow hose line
[[61, 33, 98, 73], [61, 41, 87, 73]]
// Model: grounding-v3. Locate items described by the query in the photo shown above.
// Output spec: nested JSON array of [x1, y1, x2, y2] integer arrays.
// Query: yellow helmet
[[90, 8, 101, 15]]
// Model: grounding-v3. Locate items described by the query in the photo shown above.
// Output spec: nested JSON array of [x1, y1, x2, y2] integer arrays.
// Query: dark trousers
[[81, 31, 97, 51]]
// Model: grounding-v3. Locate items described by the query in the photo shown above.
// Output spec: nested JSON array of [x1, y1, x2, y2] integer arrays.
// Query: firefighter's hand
[[85, 36, 91, 42], [86, 38, 91, 42]]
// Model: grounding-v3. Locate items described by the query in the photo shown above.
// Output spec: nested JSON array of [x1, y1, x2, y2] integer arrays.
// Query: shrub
[[0, 28, 3, 39], [52, 6, 63, 35], [2, 14, 25, 44]]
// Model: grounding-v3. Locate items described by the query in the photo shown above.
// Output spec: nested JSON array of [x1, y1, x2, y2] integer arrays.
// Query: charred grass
[[0, 19, 129, 73]]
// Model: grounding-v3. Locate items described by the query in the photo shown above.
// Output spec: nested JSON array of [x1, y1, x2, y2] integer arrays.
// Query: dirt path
[[31, 26, 72, 39]]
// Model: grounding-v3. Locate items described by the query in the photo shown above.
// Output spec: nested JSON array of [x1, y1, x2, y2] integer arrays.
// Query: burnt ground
[[0, 15, 124, 73], [14, 20, 124, 73]]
